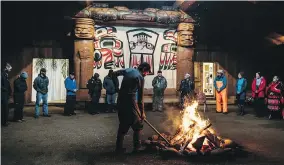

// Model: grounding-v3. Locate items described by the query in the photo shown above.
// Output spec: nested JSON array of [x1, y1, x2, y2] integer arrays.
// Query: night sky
[[1, 1, 284, 77]]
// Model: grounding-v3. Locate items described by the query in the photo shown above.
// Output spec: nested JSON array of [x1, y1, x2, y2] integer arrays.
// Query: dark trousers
[[254, 98, 266, 117], [14, 94, 25, 120], [1, 95, 9, 125], [64, 95, 76, 115], [116, 121, 143, 150], [89, 94, 100, 114]]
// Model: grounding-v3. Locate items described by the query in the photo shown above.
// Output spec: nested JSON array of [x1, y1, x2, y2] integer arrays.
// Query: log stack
[[141, 125, 238, 158]]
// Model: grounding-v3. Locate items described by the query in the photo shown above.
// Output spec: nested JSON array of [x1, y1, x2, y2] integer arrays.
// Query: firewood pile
[[141, 100, 239, 157]]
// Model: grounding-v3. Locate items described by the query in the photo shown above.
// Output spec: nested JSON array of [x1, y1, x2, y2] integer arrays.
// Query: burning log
[[181, 123, 212, 152], [142, 101, 238, 159], [192, 136, 206, 152], [203, 130, 222, 148]]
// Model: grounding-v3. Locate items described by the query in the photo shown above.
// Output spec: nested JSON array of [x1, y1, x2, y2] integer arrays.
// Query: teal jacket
[[214, 76, 227, 91]]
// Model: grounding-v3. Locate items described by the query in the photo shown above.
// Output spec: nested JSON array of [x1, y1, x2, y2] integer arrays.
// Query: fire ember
[[142, 100, 238, 157]]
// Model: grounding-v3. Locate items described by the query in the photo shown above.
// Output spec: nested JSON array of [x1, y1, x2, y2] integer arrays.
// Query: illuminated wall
[[93, 26, 177, 88]]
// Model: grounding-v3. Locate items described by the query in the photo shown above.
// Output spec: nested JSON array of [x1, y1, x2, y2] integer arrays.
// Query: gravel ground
[[1, 105, 284, 165]]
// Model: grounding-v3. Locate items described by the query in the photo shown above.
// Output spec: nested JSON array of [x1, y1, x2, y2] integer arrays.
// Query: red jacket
[[251, 77, 266, 98]]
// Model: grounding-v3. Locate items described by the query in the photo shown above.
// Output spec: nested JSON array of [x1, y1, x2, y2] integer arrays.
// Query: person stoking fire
[[113, 62, 151, 154]]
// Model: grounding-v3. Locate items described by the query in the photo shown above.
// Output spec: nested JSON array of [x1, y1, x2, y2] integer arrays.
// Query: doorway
[[31, 58, 69, 103]]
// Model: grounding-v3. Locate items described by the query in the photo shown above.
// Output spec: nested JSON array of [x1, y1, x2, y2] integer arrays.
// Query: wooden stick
[[144, 119, 171, 146]]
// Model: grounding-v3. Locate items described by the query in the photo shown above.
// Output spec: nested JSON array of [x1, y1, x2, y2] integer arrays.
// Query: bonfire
[[142, 99, 238, 157]]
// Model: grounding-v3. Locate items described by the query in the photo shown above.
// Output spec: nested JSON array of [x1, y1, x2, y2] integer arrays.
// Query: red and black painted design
[[159, 29, 177, 70], [126, 29, 159, 75], [94, 26, 125, 70]]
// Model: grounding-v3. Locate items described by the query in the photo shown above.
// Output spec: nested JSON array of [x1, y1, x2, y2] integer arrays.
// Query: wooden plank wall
[[194, 50, 239, 97], [7, 47, 65, 104]]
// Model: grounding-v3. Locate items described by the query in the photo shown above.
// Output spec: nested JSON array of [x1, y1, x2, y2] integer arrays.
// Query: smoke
[[159, 104, 182, 135]]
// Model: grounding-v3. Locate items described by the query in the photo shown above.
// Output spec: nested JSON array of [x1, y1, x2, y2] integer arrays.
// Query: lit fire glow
[[170, 100, 220, 151]]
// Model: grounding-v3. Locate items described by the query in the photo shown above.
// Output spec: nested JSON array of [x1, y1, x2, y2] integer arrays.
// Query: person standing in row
[[87, 73, 102, 115], [103, 70, 116, 113], [235, 71, 247, 116], [177, 73, 195, 108], [214, 69, 228, 114], [251, 72, 267, 117], [152, 70, 167, 112], [1, 63, 12, 126], [64, 72, 77, 116], [114, 62, 151, 154], [33, 68, 51, 118], [266, 76, 284, 120], [13, 72, 28, 122]]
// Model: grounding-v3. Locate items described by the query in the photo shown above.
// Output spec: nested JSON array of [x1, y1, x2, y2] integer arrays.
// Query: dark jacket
[[152, 76, 167, 96], [64, 77, 77, 96], [14, 77, 27, 95], [1, 71, 11, 99], [179, 78, 194, 94], [33, 74, 49, 94], [113, 68, 145, 124], [87, 76, 102, 96], [103, 75, 116, 95], [113, 76, 119, 93]]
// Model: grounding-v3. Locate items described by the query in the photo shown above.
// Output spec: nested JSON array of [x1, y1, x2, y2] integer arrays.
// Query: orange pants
[[216, 81, 228, 112]]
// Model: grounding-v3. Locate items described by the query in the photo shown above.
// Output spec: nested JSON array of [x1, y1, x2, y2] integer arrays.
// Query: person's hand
[[141, 113, 146, 121], [74, 89, 78, 92], [255, 90, 258, 93], [270, 92, 273, 95]]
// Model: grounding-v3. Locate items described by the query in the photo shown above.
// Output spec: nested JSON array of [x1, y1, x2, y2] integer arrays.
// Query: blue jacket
[[65, 77, 77, 96], [214, 76, 227, 91], [103, 75, 116, 95], [235, 78, 247, 100]]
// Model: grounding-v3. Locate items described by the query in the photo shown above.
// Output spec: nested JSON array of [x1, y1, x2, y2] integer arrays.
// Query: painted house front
[[93, 26, 178, 89]]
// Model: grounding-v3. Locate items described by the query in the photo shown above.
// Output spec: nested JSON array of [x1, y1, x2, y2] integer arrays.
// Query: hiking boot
[[21, 119, 26, 122], [15, 120, 22, 123], [34, 116, 39, 119], [71, 112, 77, 115]]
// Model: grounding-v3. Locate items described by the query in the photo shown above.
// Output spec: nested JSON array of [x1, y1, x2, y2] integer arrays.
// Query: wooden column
[[176, 23, 194, 89], [74, 18, 95, 101]]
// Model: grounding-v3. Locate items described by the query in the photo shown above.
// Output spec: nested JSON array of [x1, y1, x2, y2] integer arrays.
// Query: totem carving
[[177, 23, 194, 47], [176, 23, 194, 89], [74, 18, 95, 89], [74, 18, 95, 39]]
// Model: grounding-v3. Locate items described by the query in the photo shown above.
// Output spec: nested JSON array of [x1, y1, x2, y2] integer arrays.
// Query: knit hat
[[20, 72, 28, 79], [217, 69, 224, 74]]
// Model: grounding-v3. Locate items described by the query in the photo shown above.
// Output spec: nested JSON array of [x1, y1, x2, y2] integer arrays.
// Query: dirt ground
[[1, 105, 284, 165]]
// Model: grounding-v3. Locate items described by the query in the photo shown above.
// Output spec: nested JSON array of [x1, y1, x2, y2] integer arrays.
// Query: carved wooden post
[[74, 18, 95, 100], [176, 23, 194, 89]]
